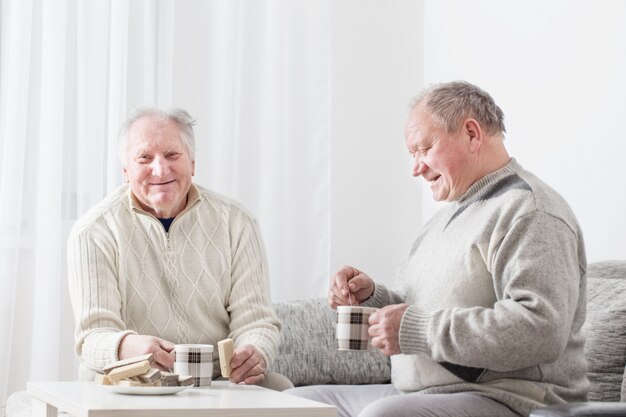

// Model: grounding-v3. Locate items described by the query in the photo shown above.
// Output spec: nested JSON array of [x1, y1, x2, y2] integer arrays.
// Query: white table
[[27, 381, 336, 417]]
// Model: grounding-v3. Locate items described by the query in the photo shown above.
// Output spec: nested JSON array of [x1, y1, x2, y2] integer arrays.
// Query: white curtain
[[0, 0, 330, 406]]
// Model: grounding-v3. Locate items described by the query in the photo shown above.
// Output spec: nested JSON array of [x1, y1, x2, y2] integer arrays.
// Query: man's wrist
[[361, 282, 376, 304]]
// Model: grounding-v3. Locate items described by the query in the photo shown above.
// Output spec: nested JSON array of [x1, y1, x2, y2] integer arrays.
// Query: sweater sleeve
[[399, 211, 583, 372], [226, 215, 281, 369], [67, 224, 136, 373], [363, 281, 405, 308]]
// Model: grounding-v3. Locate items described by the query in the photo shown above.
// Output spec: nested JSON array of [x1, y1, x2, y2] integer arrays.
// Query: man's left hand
[[369, 304, 409, 356], [228, 344, 266, 385]]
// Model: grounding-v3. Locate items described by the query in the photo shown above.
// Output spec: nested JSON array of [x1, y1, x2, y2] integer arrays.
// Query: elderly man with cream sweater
[[67, 108, 286, 389]]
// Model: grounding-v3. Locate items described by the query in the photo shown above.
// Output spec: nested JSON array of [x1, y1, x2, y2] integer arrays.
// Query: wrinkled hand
[[118, 334, 175, 371], [328, 265, 375, 309], [229, 344, 266, 385], [368, 304, 409, 356]]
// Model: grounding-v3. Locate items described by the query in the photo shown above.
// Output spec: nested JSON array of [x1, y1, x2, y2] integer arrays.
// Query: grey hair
[[411, 81, 506, 136], [118, 107, 197, 166]]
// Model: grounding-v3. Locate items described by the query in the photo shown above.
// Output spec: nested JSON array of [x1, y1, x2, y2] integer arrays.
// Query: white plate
[[106, 385, 189, 395]]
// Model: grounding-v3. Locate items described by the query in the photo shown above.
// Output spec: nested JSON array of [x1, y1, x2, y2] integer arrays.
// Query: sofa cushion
[[584, 260, 626, 402], [270, 298, 391, 386]]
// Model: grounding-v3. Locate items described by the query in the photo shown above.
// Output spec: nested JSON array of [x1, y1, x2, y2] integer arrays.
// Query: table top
[[27, 381, 335, 417]]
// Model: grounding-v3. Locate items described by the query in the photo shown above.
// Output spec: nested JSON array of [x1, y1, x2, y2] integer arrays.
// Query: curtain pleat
[[0, 0, 36, 406], [0, 0, 331, 405]]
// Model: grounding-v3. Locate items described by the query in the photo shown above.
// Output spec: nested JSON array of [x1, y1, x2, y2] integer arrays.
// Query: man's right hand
[[118, 334, 175, 371], [328, 265, 375, 309]]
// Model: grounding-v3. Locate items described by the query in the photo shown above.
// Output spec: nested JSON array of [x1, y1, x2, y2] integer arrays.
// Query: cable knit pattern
[[67, 183, 280, 378]]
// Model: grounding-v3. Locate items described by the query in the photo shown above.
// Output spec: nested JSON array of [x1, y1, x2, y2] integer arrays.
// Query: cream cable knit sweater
[[67, 183, 280, 379]]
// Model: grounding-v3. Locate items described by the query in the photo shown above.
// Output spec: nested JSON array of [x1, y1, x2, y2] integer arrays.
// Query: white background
[[2, 0, 626, 408], [420, 0, 626, 268], [327, 0, 625, 290]]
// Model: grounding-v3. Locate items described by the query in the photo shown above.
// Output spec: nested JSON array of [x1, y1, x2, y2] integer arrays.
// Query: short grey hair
[[411, 81, 506, 136], [118, 107, 196, 166]]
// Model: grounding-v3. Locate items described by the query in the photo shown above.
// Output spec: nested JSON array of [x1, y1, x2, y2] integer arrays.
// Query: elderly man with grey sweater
[[288, 81, 588, 417]]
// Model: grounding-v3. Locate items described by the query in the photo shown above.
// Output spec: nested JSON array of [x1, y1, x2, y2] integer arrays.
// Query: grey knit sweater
[[367, 159, 588, 416], [67, 183, 280, 379]]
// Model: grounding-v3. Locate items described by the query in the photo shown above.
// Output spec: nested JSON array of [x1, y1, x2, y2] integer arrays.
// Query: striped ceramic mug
[[173, 344, 214, 387], [336, 306, 377, 351]]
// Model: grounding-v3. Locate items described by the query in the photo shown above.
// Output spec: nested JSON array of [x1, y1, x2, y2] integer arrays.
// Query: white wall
[[331, 0, 626, 286], [162, 0, 426, 294], [422, 0, 626, 262], [169, 1, 333, 300], [330, 1, 424, 287]]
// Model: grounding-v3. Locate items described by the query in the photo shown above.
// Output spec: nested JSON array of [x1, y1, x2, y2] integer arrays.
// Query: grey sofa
[[269, 260, 626, 417], [5, 261, 626, 417]]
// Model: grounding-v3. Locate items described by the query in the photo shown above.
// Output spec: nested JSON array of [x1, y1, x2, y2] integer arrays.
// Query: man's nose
[[150, 155, 170, 177], [412, 156, 426, 177]]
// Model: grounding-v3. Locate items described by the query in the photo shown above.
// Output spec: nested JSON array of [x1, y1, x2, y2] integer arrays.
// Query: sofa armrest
[[529, 402, 626, 417]]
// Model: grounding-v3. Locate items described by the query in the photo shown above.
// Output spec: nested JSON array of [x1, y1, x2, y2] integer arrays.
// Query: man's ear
[[464, 118, 483, 153], [192, 160, 195, 176], [123, 167, 128, 183]]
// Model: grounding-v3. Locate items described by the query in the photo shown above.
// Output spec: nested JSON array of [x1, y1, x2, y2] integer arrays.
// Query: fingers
[[243, 373, 265, 385], [329, 291, 350, 309], [228, 345, 266, 384], [232, 362, 266, 384], [153, 337, 175, 370], [328, 266, 353, 307], [370, 323, 397, 355], [118, 334, 175, 371], [328, 266, 375, 309], [153, 347, 174, 371], [156, 337, 175, 352], [328, 266, 362, 308], [367, 304, 408, 356], [370, 335, 395, 356], [368, 310, 379, 325]]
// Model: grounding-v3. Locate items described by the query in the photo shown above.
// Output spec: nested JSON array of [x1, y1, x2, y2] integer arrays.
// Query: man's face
[[123, 117, 195, 218], [404, 105, 474, 202]]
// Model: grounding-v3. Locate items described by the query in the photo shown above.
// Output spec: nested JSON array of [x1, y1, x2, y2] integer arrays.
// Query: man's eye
[[136, 155, 152, 163], [166, 152, 182, 160]]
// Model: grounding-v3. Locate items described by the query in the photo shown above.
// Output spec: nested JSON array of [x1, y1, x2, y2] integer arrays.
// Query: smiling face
[[405, 104, 476, 202], [123, 116, 195, 218]]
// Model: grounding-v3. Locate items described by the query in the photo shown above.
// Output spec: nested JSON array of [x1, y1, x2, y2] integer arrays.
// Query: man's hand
[[328, 265, 375, 309], [228, 344, 266, 385], [368, 304, 409, 356], [118, 334, 175, 371]]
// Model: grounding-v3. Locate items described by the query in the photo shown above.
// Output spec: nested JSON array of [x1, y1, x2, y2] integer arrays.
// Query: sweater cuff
[[362, 282, 386, 307], [256, 346, 271, 373], [80, 329, 137, 373], [399, 305, 431, 355], [114, 330, 138, 361], [234, 329, 279, 373]]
